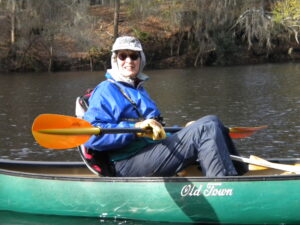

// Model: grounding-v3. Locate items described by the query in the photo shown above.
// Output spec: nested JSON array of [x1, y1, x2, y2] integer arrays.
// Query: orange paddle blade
[[32, 114, 93, 149], [229, 125, 267, 138]]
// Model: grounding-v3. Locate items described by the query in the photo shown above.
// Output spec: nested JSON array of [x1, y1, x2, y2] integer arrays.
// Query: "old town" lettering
[[180, 183, 233, 197]]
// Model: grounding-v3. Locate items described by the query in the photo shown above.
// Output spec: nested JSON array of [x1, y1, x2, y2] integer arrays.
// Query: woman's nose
[[125, 57, 132, 62]]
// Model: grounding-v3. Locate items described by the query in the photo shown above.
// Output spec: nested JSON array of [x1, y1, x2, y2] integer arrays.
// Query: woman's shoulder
[[94, 79, 116, 92], [88, 80, 117, 105], [91, 79, 125, 102]]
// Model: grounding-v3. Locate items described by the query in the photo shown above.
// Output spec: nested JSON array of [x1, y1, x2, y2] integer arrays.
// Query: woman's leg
[[114, 115, 243, 177]]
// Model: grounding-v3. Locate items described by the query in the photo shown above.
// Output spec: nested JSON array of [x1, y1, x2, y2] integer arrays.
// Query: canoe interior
[[1, 158, 300, 178]]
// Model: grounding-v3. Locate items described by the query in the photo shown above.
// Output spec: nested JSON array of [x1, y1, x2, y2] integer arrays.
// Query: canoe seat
[[77, 144, 116, 177], [76, 95, 116, 177], [78, 145, 103, 176]]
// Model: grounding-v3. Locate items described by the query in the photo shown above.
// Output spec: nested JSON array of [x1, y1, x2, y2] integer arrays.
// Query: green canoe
[[0, 159, 300, 224]]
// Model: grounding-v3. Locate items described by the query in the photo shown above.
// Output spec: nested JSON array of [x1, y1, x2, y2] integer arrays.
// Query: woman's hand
[[135, 119, 166, 140]]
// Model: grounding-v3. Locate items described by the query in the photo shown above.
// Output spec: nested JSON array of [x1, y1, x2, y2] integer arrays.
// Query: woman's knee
[[183, 115, 224, 136], [196, 115, 221, 125]]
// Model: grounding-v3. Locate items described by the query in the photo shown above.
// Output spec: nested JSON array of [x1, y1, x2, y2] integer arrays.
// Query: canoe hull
[[0, 160, 300, 224]]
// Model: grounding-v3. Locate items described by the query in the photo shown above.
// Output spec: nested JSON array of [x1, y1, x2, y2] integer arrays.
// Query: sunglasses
[[117, 52, 140, 61]]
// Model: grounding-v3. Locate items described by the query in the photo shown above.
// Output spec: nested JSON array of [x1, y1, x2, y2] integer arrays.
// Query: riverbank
[[1, 3, 300, 72]]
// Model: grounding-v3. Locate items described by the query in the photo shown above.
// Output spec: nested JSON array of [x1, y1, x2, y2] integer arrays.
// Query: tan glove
[[135, 119, 166, 140]]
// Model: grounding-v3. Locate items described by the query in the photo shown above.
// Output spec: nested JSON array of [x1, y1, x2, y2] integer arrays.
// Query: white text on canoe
[[181, 183, 233, 197]]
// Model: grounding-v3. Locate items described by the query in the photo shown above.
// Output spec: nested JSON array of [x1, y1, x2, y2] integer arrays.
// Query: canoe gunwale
[[0, 159, 86, 167], [1, 159, 300, 182]]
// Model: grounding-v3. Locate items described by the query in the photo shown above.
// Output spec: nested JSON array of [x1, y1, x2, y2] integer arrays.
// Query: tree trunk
[[113, 0, 120, 41], [90, 57, 94, 72], [177, 32, 184, 56], [48, 45, 53, 72], [10, 0, 16, 45]]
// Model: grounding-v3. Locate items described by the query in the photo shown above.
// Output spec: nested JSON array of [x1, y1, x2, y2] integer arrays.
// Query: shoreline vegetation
[[0, 0, 300, 72]]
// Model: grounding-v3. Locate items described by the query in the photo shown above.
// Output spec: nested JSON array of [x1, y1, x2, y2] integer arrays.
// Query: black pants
[[113, 115, 248, 177]]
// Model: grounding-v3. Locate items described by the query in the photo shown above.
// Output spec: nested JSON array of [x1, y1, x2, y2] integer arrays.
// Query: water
[[0, 63, 299, 161], [0, 63, 299, 224], [0, 211, 188, 225]]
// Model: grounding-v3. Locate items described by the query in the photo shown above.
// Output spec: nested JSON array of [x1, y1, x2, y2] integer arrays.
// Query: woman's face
[[116, 50, 141, 78]]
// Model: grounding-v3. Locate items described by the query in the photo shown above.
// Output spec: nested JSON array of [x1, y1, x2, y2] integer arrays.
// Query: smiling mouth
[[125, 66, 135, 70]]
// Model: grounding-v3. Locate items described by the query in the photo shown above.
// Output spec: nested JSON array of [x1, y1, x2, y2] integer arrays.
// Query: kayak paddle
[[32, 114, 267, 149]]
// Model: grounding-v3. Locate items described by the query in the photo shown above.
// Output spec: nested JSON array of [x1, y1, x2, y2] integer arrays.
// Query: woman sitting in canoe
[[83, 36, 247, 177]]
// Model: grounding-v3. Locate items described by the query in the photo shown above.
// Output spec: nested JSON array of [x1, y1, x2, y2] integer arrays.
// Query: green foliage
[[273, 0, 300, 23], [88, 46, 102, 58], [132, 28, 150, 42], [272, 0, 300, 43], [88, 46, 109, 59]]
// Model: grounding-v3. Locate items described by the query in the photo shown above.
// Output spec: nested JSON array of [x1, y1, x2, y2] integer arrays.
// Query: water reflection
[[0, 211, 192, 225], [0, 63, 299, 161]]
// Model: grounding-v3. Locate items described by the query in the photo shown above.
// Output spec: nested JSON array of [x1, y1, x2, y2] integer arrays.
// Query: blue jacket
[[84, 72, 162, 160]]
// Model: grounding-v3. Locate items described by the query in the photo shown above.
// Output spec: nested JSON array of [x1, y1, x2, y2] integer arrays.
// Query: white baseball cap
[[111, 36, 143, 52]]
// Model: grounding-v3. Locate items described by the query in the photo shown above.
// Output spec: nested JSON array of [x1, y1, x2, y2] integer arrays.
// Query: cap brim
[[112, 47, 142, 52]]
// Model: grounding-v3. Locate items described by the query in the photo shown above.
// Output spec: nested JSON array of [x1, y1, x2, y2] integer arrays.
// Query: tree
[[9, 0, 16, 45], [230, 8, 273, 50], [3, 0, 96, 71], [113, 0, 120, 40]]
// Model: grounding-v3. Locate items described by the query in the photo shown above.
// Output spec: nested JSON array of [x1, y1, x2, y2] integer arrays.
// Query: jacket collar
[[106, 70, 149, 88]]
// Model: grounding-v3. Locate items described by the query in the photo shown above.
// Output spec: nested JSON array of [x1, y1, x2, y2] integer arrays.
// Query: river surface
[[0, 63, 299, 161], [0, 63, 299, 224]]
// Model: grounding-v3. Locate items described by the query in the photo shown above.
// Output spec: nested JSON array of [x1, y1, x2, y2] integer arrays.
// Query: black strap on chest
[[108, 79, 165, 126], [108, 80, 145, 121]]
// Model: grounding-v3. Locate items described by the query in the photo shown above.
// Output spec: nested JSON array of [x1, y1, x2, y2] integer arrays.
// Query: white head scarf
[[107, 36, 148, 86]]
